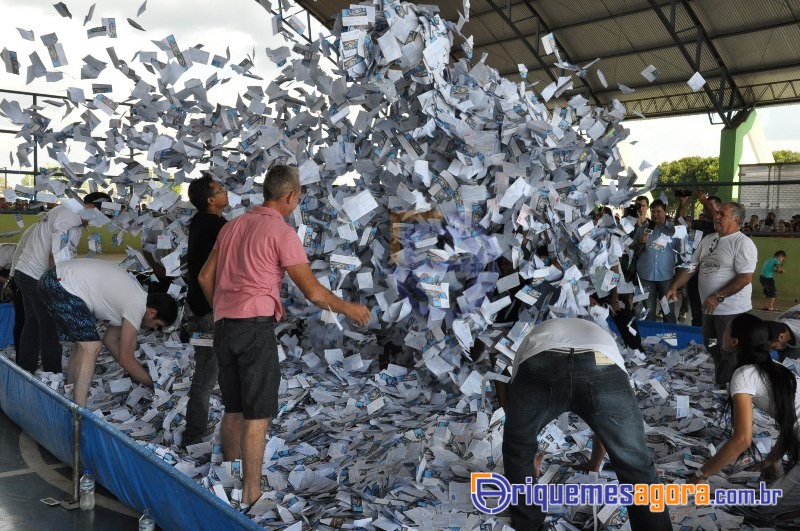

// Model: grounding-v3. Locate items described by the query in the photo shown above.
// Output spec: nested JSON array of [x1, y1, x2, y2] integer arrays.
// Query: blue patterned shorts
[[38, 267, 100, 342]]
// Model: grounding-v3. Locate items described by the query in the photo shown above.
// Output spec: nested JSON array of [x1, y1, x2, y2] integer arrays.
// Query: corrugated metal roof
[[286, 0, 800, 123]]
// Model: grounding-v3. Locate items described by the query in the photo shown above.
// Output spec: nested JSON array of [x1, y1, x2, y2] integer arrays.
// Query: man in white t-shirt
[[502, 318, 670, 530], [14, 192, 111, 375], [667, 202, 758, 385], [38, 259, 179, 407]]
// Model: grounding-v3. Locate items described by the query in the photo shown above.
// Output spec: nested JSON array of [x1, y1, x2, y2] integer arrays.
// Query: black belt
[[223, 316, 275, 323], [550, 347, 596, 355]]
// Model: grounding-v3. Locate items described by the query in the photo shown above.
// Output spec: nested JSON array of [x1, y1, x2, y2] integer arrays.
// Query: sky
[[0, 0, 296, 98], [0, 0, 798, 179], [0, 0, 310, 182], [622, 105, 800, 171]]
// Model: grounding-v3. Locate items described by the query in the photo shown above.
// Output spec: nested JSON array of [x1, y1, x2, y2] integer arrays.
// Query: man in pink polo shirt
[[199, 164, 370, 510]]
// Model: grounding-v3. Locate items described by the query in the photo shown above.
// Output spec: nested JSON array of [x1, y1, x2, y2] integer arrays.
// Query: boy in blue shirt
[[760, 250, 785, 311]]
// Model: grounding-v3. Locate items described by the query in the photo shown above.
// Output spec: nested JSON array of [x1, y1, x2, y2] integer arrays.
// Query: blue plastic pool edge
[[0, 354, 259, 531]]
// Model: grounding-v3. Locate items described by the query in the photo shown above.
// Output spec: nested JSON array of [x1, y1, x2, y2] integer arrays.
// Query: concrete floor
[[0, 408, 142, 531], [660, 293, 794, 326]]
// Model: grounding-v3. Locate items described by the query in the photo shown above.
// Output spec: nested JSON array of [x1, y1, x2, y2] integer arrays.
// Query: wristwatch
[[693, 469, 707, 480], [715, 293, 725, 303]]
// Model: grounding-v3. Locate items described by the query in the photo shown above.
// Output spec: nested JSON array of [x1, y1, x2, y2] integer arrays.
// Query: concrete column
[[718, 110, 757, 201]]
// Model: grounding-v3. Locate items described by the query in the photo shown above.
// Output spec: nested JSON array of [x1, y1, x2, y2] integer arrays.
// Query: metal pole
[[60, 407, 82, 509], [32, 94, 38, 203]]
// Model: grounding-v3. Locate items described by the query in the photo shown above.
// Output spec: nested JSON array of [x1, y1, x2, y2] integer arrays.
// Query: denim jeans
[[642, 278, 676, 323], [15, 271, 62, 373], [182, 309, 218, 445], [502, 351, 671, 531]]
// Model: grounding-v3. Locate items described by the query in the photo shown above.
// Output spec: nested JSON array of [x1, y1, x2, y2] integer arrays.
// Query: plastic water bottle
[[139, 508, 155, 531], [79, 469, 95, 511]]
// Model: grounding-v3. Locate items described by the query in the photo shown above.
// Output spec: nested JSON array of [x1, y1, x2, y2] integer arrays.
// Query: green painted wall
[[0, 213, 141, 253], [719, 110, 757, 202], [752, 235, 800, 304]]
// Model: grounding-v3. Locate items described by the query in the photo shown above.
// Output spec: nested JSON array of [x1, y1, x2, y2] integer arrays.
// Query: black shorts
[[214, 317, 280, 420], [760, 276, 777, 298]]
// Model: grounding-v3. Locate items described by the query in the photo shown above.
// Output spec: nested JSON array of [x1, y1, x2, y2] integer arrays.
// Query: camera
[[675, 189, 692, 198], [624, 203, 639, 218]]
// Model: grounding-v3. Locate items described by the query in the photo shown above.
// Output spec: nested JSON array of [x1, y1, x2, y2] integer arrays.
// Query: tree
[[645, 152, 798, 217], [773, 150, 800, 163], [651, 156, 720, 216]]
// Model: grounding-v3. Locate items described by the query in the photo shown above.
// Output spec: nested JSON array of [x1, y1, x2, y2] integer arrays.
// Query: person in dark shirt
[[183, 174, 228, 446], [676, 191, 720, 326]]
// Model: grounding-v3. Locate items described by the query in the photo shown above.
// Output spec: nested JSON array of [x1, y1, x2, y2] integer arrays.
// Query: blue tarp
[[0, 355, 259, 531], [0, 303, 14, 349], [0, 355, 73, 464], [637, 321, 705, 349]]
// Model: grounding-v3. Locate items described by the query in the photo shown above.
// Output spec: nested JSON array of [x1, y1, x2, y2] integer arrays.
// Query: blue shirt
[[635, 222, 678, 281], [761, 257, 781, 279]]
